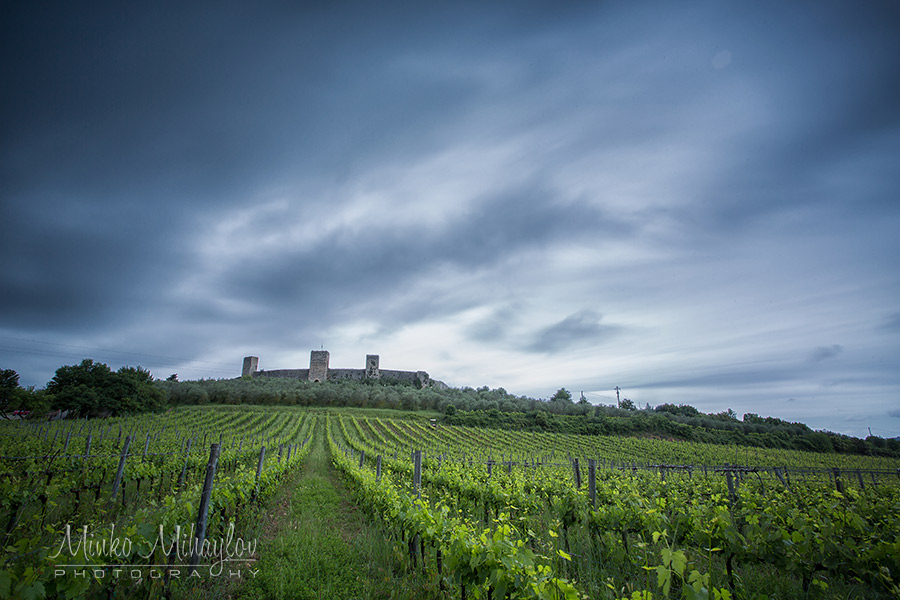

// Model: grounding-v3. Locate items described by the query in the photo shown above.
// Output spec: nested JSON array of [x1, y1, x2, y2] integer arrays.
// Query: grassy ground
[[175, 419, 444, 600]]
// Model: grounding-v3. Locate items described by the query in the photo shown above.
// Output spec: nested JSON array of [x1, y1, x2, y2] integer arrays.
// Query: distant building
[[241, 350, 447, 389]]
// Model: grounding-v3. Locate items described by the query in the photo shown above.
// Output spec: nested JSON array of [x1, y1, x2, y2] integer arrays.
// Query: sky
[[2, 1, 899, 438]]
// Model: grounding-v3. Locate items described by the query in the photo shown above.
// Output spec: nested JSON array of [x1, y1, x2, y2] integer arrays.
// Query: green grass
[[175, 418, 445, 600]]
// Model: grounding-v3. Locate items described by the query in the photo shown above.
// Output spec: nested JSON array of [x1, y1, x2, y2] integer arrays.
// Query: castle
[[241, 351, 448, 389]]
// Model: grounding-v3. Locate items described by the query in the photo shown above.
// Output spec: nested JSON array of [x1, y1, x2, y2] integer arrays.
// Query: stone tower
[[366, 354, 380, 378], [309, 350, 329, 382], [242, 356, 259, 377]]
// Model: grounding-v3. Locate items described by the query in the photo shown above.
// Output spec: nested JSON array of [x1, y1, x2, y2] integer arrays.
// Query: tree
[[1, 368, 18, 391], [1, 369, 20, 417], [47, 359, 166, 417], [113, 366, 166, 413], [551, 388, 573, 403], [655, 403, 700, 417], [46, 359, 112, 416], [710, 408, 738, 421], [620, 398, 636, 410]]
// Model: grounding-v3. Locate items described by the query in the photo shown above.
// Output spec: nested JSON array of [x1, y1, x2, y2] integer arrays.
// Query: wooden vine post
[[725, 470, 736, 510], [410, 450, 423, 568], [832, 468, 844, 494], [190, 443, 221, 569], [109, 435, 132, 503], [588, 459, 597, 508], [413, 450, 422, 498]]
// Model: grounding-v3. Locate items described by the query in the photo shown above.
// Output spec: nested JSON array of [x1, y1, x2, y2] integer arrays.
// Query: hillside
[[154, 377, 900, 459]]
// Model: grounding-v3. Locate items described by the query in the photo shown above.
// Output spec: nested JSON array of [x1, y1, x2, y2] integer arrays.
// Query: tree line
[[1, 359, 165, 418]]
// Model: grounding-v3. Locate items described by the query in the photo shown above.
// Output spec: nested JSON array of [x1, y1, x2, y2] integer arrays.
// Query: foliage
[[0, 369, 18, 395], [0, 406, 313, 599], [0, 369, 20, 417], [552, 388, 573, 403], [2, 406, 898, 599], [46, 359, 166, 417], [655, 404, 702, 418], [0, 369, 51, 417], [327, 417, 583, 599], [331, 411, 900, 599]]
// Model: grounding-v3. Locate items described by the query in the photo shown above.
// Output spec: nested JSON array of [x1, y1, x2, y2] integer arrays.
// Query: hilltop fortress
[[242, 350, 448, 389]]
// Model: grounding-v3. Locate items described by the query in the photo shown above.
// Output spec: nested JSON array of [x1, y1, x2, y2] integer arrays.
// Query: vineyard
[[2, 406, 899, 599], [327, 413, 900, 599], [1, 406, 313, 599]]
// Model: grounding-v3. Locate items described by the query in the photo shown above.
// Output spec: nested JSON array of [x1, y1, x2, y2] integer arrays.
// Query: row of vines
[[0, 406, 314, 599], [331, 414, 900, 599]]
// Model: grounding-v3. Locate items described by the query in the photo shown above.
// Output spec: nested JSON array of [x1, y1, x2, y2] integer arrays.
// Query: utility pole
[[614, 386, 621, 408]]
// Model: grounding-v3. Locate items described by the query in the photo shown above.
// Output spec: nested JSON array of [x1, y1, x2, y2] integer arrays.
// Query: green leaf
[[671, 550, 687, 576], [0, 570, 11, 598], [660, 548, 672, 566]]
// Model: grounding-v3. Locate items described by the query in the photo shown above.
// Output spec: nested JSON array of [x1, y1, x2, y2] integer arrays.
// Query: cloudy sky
[[2, 1, 899, 437]]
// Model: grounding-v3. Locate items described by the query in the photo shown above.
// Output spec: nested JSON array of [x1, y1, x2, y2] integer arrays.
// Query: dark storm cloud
[[1, 1, 588, 202], [808, 345, 844, 363], [219, 185, 627, 325], [526, 310, 619, 353], [0, 196, 174, 330], [0, 1, 597, 339], [632, 367, 800, 390]]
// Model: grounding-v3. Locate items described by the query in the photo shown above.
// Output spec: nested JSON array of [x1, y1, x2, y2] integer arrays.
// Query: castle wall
[[328, 368, 367, 381], [255, 369, 310, 379], [379, 369, 449, 388], [242, 352, 446, 388], [379, 369, 424, 385]]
